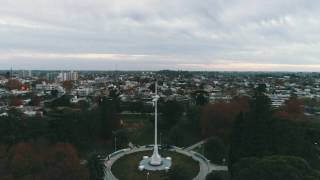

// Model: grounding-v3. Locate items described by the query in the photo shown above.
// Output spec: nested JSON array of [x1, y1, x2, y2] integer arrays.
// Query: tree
[[205, 137, 227, 164], [5, 71, 10, 79], [50, 95, 71, 107], [29, 94, 41, 106], [200, 97, 249, 142], [196, 93, 209, 106], [87, 153, 104, 180], [192, 90, 209, 106], [62, 80, 74, 92], [232, 156, 320, 180], [74, 100, 90, 110], [250, 84, 272, 116], [206, 171, 230, 180], [0, 113, 24, 145], [8, 96, 23, 107], [5, 79, 22, 90], [99, 97, 121, 139], [113, 129, 129, 149], [51, 89, 59, 97], [159, 100, 183, 130], [1, 142, 89, 180], [176, 105, 202, 145], [148, 83, 155, 93], [229, 86, 274, 172], [46, 109, 99, 148], [229, 85, 320, 173], [276, 94, 305, 121]]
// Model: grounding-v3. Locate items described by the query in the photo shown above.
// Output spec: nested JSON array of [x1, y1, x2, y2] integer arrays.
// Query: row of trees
[[226, 85, 320, 179], [199, 84, 320, 179], [0, 93, 122, 180], [140, 83, 320, 180], [0, 143, 89, 180]]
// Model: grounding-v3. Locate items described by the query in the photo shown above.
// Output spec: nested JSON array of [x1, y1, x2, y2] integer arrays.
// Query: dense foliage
[[0, 143, 89, 180], [205, 137, 227, 164], [206, 171, 230, 180], [229, 84, 320, 179], [232, 156, 320, 180], [0, 94, 122, 179]]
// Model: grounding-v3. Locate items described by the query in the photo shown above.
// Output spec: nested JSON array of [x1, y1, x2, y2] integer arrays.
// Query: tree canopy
[[232, 156, 320, 180]]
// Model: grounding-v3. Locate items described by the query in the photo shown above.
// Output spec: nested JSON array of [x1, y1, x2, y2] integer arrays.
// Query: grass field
[[112, 150, 199, 180], [121, 113, 155, 145], [78, 140, 113, 159], [121, 113, 151, 123]]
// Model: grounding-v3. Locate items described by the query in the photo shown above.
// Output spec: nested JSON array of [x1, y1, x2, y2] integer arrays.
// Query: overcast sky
[[0, 0, 320, 71]]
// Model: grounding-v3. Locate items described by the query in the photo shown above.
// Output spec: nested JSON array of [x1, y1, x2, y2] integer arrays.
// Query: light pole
[[202, 144, 205, 155], [114, 135, 117, 152], [146, 172, 150, 180], [160, 132, 162, 146], [113, 131, 117, 152]]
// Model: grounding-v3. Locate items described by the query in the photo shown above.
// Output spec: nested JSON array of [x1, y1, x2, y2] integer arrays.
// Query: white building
[[21, 70, 32, 78], [75, 87, 93, 97], [58, 71, 79, 81], [35, 82, 65, 96]]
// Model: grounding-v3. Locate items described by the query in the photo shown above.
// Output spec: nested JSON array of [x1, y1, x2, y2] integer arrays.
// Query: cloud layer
[[0, 0, 320, 71]]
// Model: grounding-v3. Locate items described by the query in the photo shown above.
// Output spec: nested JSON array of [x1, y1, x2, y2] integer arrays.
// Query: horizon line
[[0, 69, 320, 73]]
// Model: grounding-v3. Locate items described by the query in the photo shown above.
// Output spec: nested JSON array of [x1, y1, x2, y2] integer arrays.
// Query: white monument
[[150, 81, 162, 165], [139, 80, 172, 171]]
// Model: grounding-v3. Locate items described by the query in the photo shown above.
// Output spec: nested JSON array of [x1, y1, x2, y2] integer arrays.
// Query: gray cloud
[[0, 0, 320, 71]]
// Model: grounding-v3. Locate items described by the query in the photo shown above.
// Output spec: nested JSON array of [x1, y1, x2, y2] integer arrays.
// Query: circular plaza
[[104, 145, 213, 180]]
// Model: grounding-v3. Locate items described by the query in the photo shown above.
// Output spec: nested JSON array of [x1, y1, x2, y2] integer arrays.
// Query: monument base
[[139, 156, 172, 171], [150, 152, 162, 166]]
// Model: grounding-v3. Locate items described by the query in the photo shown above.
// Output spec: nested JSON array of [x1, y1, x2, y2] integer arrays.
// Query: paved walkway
[[104, 147, 152, 180], [104, 143, 228, 180], [173, 148, 211, 180], [184, 139, 209, 151], [209, 163, 228, 172]]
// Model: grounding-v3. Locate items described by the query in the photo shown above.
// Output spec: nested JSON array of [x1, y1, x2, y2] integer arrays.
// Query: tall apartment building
[[21, 70, 32, 78], [58, 71, 79, 81]]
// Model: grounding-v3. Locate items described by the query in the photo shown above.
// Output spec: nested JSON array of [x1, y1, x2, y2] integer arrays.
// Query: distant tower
[[10, 66, 13, 79]]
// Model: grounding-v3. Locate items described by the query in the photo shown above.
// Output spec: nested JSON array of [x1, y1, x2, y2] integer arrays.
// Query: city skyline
[[1, 0, 320, 71]]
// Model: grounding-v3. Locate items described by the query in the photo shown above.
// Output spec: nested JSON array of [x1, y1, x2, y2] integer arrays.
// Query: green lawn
[[80, 114, 151, 159], [112, 150, 200, 180], [78, 140, 113, 159], [121, 113, 151, 123], [130, 121, 155, 145], [121, 113, 154, 145]]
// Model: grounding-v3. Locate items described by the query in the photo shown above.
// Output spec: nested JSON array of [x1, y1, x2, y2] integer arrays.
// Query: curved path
[[184, 139, 209, 151], [104, 146, 228, 180], [104, 147, 152, 180]]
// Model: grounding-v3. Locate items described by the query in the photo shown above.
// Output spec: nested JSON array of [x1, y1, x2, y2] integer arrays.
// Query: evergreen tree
[[87, 153, 104, 180], [99, 95, 121, 139]]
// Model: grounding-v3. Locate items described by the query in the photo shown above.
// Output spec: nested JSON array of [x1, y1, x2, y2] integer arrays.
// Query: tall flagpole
[[155, 81, 158, 153], [150, 80, 162, 165], [139, 80, 171, 171]]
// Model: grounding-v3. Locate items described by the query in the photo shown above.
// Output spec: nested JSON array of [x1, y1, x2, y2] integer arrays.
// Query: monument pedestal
[[139, 156, 172, 171]]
